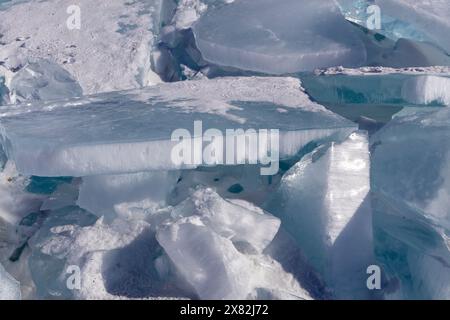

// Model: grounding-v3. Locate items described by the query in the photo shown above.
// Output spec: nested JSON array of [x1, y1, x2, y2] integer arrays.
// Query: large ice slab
[[192, 0, 366, 74], [0, 0, 162, 95], [0, 262, 21, 300], [0, 77, 356, 177], [371, 108, 450, 299], [301, 66, 450, 106], [265, 131, 374, 299]]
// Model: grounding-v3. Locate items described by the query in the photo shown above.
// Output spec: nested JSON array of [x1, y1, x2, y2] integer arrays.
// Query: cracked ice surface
[[0, 77, 356, 177]]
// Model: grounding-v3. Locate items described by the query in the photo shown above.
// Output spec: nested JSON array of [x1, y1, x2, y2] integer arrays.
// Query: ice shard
[[371, 108, 450, 299], [9, 59, 83, 104], [0, 77, 356, 177], [192, 0, 366, 74], [171, 187, 280, 254], [265, 131, 374, 299]]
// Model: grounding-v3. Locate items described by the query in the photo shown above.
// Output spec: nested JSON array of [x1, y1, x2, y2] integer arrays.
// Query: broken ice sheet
[[0, 77, 356, 177], [371, 108, 450, 299], [9, 59, 83, 104], [264, 131, 374, 299], [192, 0, 366, 74]]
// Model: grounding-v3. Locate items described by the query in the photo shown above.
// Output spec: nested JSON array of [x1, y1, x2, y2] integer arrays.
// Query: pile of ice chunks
[[0, 0, 450, 300]]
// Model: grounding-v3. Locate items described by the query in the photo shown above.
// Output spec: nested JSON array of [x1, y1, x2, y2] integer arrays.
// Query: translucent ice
[[157, 189, 311, 300], [77, 171, 180, 220], [371, 108, 450, 299], [0, 263, 21, 300], [0, 77, 356, 177], [192, 0, 366, 74], [9, 59, 83, 104], [265, 131, 374, 299], [301, 67, 450, 107], [171, 187, 280, 254], [338, 0, 450, 54]]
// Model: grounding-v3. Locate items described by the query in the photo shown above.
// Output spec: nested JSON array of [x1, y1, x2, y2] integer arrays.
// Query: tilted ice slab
[[0, 262, 21, 300], [0, 77, 356, 177], [192, 0, 366, 74], [265, 131, 374, 299], [338, 0, 450, 54], [301, 67, 450, 106], [371, 108, 450, 299], [157, 188, 310, 300], [0, 0, 162, 95]]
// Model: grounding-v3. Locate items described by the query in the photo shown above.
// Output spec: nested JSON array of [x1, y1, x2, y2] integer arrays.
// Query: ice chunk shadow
[[329, 195, 378, 299], [264, 228, 330, 300], [101, 228, 196, 299]]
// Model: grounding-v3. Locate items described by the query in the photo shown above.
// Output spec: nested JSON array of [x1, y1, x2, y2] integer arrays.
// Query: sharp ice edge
[[265, 131, 374, 299], [0, 77, 356, 177]]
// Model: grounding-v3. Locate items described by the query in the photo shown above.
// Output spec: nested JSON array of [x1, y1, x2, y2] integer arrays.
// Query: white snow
[[171, 187, 280, 254], [0, 0, 163, 95]]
